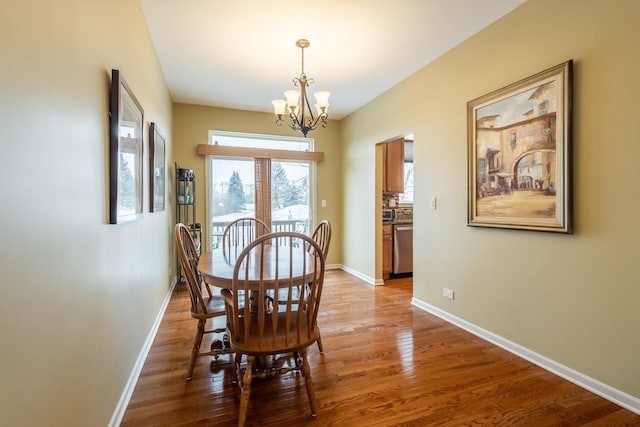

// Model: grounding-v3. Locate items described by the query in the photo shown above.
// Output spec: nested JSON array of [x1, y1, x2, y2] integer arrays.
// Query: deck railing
[[210, 219, 308, 249]]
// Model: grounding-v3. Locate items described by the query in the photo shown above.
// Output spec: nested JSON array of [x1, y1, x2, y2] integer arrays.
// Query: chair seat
[[191, 294, 226, 319], [230, 313, 319, 355]]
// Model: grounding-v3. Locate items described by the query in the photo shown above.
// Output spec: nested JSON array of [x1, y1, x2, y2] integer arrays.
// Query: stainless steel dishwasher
[[393, 223, 413, 274]]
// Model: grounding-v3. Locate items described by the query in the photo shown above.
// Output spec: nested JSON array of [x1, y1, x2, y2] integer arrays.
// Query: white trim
[[336, 265, 384, 285], [339, 265, 377, 286], [411, 297, 640, 416], [204, 156, 212, 251], [208, 129, 313, 149], [108, 279, 177, 427]]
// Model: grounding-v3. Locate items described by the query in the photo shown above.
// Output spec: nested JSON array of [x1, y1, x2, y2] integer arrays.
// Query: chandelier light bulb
[[314, 91, 330, 111], [272, 99, 287, 116], [284, 90, 300, 109]]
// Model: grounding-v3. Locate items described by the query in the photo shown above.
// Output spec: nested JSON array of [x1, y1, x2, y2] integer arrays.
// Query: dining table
[[197, 244, 317, 297]]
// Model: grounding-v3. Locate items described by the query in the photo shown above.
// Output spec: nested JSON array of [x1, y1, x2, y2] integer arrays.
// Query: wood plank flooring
[[121, 271, 640, 426]]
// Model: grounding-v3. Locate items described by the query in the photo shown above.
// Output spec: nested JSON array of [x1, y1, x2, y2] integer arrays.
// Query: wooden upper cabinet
[[383, 138, 404, 193]]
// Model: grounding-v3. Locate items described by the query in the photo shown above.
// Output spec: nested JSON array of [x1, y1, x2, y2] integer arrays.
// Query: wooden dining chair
[[221, 232, 325, 426], [311, 220, 332, 260], [309, 220, 331, 352], [222, 217, 270, 256], [275, 220, 331, 352], [175, 223, 231, 380]]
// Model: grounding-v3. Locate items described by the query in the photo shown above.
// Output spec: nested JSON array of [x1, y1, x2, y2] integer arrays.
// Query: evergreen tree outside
[[227, 171, 246, 213], [289, 175, 307, 206], [272, 162, 302, 209]]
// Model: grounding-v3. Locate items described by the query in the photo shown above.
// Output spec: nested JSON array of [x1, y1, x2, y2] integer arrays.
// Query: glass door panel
[[209, 157, 255, 249], [271, 160, 310, 235]]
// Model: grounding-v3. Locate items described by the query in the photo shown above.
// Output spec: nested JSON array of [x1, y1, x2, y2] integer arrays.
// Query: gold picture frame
[[467, 60, 573, 233]]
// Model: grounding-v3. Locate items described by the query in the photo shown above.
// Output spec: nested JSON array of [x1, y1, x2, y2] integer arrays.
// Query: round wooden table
[[197, 245, 316, 290]]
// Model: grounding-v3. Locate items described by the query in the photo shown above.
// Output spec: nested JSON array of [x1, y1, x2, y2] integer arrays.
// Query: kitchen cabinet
[[383, 138, 404, 193], [382, 223, 393, 278]]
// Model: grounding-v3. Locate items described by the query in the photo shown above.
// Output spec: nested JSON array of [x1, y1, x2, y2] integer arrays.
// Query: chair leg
[[299, 350, 318, 417], [316, 329, 324, 353], [233, 352, 242, 384], [187, 319, 205, 381], [238, 355, 254, 427], [202, 280, 213, 298]]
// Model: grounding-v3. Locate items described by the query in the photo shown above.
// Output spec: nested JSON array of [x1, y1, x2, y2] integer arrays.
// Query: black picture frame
[[109, 69, 144, 224], [149, 122, 166, 212], [467, 60, 573, 233]]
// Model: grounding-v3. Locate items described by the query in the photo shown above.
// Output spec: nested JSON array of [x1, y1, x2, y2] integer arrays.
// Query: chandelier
[[272, 39, 330, 137]]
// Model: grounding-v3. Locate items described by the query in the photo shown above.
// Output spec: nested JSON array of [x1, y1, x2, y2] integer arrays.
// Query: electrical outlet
[[443, 288, 455, 300]]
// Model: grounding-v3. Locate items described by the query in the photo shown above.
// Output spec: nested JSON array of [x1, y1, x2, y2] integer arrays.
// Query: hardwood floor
[[121, 271, 640, 426]]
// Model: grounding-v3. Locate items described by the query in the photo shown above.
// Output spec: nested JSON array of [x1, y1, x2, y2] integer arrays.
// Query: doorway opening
[[378, 133, 414, 288]]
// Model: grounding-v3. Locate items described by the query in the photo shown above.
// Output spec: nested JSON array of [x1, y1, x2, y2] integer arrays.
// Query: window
[[205, 131, 316, 249], [399, 141, 413, 204]]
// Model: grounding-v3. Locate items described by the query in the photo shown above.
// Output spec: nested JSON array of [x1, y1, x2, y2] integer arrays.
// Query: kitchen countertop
[[383, 219, 413, 225]]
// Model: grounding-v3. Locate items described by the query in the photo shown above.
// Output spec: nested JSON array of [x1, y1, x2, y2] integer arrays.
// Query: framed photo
[[109, 69, 144, 224], [467, 60, 573, 233], [149, 122, 166, 212]]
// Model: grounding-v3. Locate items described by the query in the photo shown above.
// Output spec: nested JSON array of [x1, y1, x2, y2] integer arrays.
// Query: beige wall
[[342, 0, 640, 401], [172, 103, 343, 266], [0, 0, 173, 425], [2, 0, 639, 424]]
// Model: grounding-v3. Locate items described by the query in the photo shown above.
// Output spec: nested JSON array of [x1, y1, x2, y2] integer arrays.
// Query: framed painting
[[109, 69, 144, 224], [149, 122, 166, 212], [467, 60, 573, 233]]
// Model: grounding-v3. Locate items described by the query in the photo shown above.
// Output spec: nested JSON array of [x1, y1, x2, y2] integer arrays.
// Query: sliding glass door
[[205, 132, 314, 250]]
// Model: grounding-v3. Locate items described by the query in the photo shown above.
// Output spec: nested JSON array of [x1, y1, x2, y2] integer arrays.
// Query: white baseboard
[[411, 297, 640, 416], [339, 265, 377, 285], [108, 279, 177, 427]]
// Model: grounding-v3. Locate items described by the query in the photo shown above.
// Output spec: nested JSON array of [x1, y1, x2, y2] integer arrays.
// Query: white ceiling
[[140, 0, 526, 120]]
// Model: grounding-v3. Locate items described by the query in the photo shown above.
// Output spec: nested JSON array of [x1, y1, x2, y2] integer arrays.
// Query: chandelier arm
[[298, 78, 307, 125], [275, 116, 298, 133], [303, 89, 316, 126], [275, 111, 327, 137], [307, 113, 327, 132]]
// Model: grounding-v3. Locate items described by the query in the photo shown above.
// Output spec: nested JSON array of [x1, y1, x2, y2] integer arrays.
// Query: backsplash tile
[[382, 194, 399, 208], [382, 194, 412, 221], [395, 207, 413, 221]]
